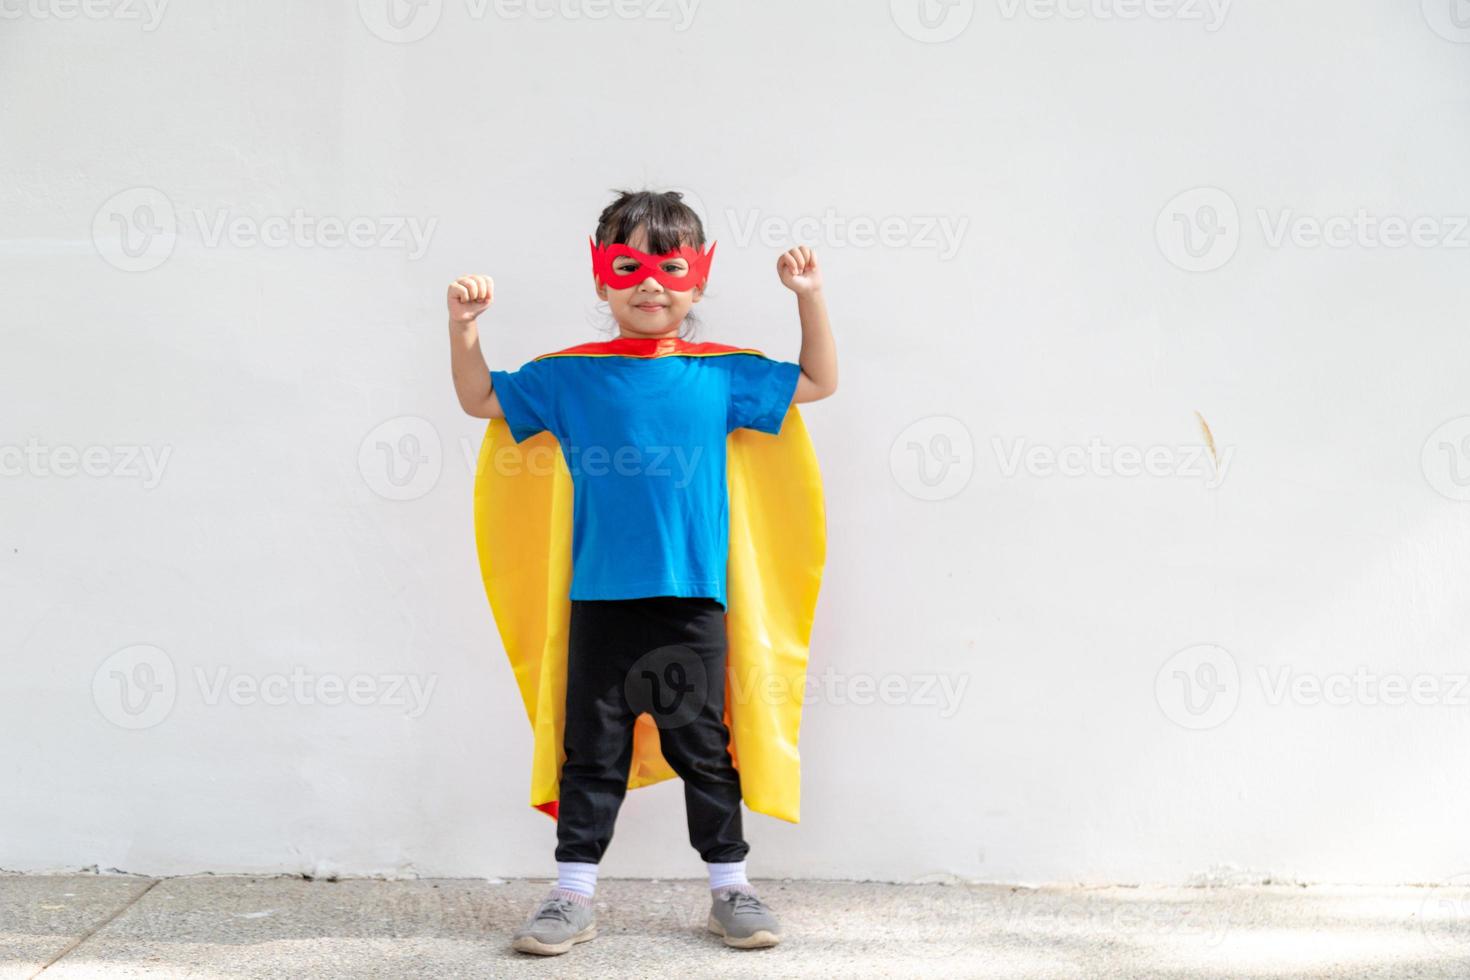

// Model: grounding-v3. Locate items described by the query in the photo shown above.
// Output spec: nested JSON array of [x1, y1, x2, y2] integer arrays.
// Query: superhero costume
[[471, 239, 826, 823]]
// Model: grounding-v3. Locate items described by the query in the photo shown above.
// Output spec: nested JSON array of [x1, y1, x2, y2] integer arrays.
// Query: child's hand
[[777, 246, 822, 296], [448, 274, 494, 326]]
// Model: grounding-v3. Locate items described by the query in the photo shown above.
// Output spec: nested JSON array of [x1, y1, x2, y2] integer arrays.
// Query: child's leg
[[635, 600, 780, 947], [552, 599, 641, 892], [636, 597, 751, 874]]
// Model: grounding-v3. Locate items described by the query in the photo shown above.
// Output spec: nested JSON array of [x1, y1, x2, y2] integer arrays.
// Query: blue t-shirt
[[489, 341, 801, 609]]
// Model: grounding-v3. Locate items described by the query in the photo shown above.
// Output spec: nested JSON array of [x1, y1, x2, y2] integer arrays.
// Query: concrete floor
[[4, 874, 1469, 978]]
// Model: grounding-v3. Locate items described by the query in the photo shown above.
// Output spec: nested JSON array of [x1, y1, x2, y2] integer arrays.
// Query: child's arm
[[777, 247, 838, 403], [447, 274, 506, 419]]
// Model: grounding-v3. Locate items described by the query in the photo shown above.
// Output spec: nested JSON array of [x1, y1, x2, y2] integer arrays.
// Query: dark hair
[[592, 188, 707, 339]]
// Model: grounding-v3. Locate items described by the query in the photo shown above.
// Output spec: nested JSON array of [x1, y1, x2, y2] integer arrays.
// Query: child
[[446, 189, 837, 955]]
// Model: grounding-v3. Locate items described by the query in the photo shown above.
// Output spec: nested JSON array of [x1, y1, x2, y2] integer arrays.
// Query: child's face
[[593, 225, 704, 338]]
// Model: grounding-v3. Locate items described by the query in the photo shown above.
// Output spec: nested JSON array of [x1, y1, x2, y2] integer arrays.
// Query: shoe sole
[[707, 913, 781, 949], [511, 923, 598, 956]]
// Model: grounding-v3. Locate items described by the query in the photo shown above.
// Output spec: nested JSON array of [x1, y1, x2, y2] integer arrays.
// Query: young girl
[[446, 189, 837, 955]]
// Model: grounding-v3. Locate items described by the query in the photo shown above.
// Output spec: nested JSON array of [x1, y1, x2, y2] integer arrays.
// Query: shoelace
[[725, 891, 768, 916], [534, 897, 578, 924]]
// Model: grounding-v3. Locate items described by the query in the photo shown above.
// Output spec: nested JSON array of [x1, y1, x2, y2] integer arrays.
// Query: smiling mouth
[[635, 304, 666, 312]]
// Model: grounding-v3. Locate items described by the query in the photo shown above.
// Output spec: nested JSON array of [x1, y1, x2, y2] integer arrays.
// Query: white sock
[[555, 860, 598, 898], [708, 860, 750, 893]]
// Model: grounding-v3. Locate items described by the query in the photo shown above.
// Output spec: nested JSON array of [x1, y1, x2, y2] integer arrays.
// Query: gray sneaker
[[510, 893, 598, 956], [707, 888, 781, 949]]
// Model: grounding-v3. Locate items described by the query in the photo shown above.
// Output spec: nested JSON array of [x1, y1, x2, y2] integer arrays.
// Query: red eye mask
[[590, 237, 717, 291]]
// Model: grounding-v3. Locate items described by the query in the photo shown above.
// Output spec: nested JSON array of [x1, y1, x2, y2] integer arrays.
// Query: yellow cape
[[472, 397, 826, 823]]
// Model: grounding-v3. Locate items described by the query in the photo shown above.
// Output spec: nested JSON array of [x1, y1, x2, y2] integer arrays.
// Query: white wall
[[4, 0, 1470, 885]]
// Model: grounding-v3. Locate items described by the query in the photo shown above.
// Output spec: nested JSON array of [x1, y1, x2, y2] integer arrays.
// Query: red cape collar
[[534, 336, 763, 361]]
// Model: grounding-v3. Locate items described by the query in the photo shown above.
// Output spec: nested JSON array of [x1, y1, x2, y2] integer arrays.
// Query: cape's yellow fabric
[[472, 405, 825, 822]]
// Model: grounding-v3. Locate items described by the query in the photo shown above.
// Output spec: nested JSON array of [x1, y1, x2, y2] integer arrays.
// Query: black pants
[[554, 595, 750, 865]]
